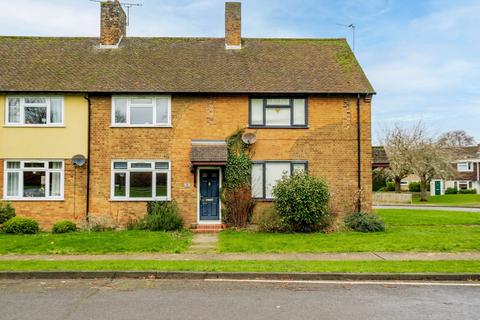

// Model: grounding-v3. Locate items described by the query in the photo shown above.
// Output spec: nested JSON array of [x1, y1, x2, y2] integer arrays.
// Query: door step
[[191, 224, 226, 233]]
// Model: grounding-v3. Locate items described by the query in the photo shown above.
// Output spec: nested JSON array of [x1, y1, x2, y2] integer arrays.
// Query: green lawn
[[412, 194, 480, 207], [0, 231, 192, 254], [218, 209, 480, 253], [0, 260, 479, 273]]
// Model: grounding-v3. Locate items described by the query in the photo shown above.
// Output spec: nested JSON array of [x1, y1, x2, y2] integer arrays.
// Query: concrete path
[[187, 233, 218, 253], [1, 252, 480, 261], [374, 205, 480, 212]]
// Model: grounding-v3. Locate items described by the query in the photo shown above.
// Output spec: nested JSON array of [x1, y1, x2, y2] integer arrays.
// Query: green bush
[[0, 201, 15, 225], [2, 217, 39, 234], [52, 220, 77, 234], [135, 201, 183, 231], [385, 181, 396, 192], [256, 206, 289, 233], [272, 173, 330, 232], [459, 189, 477, 194], [345, 212, 385, 233], [445, 187, 458, 195], [372, 170, 388, 191], [408, 182, 421, 192]]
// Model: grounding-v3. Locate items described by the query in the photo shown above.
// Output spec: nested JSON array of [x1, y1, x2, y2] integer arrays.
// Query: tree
[[408, 125, 455, 201], [381, 125, 413, 192], [437, 130, 476, 148]]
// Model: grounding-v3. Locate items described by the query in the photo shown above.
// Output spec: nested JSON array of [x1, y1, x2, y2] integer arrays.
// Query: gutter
[[83, 94, 92, 223], [356, 93, 361, 212]]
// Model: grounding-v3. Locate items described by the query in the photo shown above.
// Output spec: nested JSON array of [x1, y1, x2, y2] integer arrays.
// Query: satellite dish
[[72, 154, 86, 167], [242, 132, 257, 145]]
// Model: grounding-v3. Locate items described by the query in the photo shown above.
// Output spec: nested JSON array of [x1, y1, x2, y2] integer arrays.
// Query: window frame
[[111, 95, 172, 127], [248, 97, 308, 128], [110, 160, 172, 201], [5, 96, 65, 127], [251, 160, 308, 200], [3, 160, 65, 201], [457, 162, 473, 172]]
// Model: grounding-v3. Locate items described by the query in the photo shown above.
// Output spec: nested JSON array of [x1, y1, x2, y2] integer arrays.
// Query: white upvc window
[[251, 161, 307, 199], [111, 160, 171, 201], [3, 160, 64, 200], [457, 162, 473, 172], [249, 98, 307, 128], [112, 96, 171, 127], [5, 96, 64, 126]]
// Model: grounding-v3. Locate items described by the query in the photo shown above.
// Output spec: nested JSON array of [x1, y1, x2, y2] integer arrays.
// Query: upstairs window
[[5, 96, 64, 126], [457, 162, 473, 172], [249, 98, 307, 128], [251, 161, 307, 199], [4, 160, 64, 200], [112, 96, 171, 127]]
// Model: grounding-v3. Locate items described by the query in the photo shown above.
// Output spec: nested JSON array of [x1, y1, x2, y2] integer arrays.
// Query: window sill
[[109, 198, 170, 202], [2, 198, 64, 202], [3, 125, 66, 128], [254, 198, 274, 202], [110, 125, 173, 128], [248, 126, 309, 129]]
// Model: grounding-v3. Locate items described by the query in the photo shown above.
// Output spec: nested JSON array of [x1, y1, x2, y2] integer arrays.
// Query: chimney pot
[[100, 0, 126, 47], [225, 2, 241, 49]]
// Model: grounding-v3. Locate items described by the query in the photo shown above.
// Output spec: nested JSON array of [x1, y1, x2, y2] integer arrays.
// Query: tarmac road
[[0, 279, 478, 320]]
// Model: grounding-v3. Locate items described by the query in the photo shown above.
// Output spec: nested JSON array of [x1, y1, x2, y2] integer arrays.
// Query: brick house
[[0, 1, 374, 229]]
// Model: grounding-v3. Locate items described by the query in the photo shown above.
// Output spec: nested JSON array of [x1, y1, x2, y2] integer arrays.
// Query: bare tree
[[408, 124, 455, 201], [437, 130, 476, 148], [381, 125, 413, 192]]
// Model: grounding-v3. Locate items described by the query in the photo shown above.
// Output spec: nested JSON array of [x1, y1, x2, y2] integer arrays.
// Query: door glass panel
[[265, 163, 290, 198], [129, 172, 152, 198], [23, 171, 46, 197]]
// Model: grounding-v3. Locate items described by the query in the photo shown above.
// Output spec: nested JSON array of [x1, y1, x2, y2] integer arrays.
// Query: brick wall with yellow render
[[88, 94, 372, 226], [0, 160, 88, 228]]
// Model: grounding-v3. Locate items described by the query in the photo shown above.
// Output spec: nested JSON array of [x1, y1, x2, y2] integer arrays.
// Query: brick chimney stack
[[100, 0, 126, 47], [225, 2, 241, 49]]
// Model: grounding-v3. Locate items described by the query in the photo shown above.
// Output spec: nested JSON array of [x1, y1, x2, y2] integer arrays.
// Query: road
[[0, 279, 479, 320]]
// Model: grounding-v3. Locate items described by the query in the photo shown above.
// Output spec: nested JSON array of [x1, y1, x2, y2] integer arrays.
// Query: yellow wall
[[0, 94, 88, 158]]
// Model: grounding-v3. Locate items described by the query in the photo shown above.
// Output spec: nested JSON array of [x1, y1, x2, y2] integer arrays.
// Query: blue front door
[[199, 169, 220, 221]]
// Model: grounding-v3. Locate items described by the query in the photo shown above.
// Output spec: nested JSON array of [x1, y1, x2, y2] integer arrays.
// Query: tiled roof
[[0, 36, 374, 94], [372, 146, 389, 165], [191, 144, 228, 163]]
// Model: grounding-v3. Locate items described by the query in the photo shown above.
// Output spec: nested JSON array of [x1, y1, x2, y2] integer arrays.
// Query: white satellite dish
[[242, 132, 257, 145], [72, 154, 87, 167]]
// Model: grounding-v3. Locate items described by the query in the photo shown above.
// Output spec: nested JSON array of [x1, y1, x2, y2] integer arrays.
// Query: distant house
[[372, 146, 418, 191], [431, 145, 480, 195]]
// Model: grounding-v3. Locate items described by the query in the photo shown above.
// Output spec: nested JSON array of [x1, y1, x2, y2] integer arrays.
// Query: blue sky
[[1, 0, 479, 143]]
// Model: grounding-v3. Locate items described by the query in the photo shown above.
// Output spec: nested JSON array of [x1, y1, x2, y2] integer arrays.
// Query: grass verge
[[412, 194, 480, 207], [0, 231, 192, 254], [0, 260, 479, 273]]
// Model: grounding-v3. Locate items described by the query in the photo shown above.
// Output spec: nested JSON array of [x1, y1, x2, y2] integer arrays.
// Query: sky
[[0, 0, 479, 144]]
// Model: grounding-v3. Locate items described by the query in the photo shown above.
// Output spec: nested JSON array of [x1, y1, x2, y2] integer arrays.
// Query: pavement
[[374, 205, 480, 212], [0, 279, 478, 320], [2, 251, 480, 261], [188, 233, 218, 253]]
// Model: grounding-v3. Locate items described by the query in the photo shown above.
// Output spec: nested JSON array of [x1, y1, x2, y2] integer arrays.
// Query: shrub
[[222, 185, 256, 228], [345, 212, 385, 233], [2, 217, 39, 234], [0, 201, 15, 225], [385, 181, 396, 192], [372, 169, 388, 191], [445, 187, 458, 195], [408, 182, 421, 192], [52, 220, 77, 234], [256, 206, 289, 233], [135, 201, 183, 231], [459, 189, 477, 194], [272, 173, 330, 232]]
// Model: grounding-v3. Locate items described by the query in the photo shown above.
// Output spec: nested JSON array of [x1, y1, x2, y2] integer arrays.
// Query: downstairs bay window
[[111, 160, 171, 201], [3, 160, 64, 200], [251, 161, 307, 199]]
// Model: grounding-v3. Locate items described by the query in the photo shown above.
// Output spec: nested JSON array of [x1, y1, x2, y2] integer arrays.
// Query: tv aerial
[[337, 23, 356, 52], [89, 0, 142, 26]]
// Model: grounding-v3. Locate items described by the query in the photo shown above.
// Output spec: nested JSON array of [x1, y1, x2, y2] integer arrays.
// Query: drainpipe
[[356, 93, 361, 212], [83, 94, 92, 223]]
